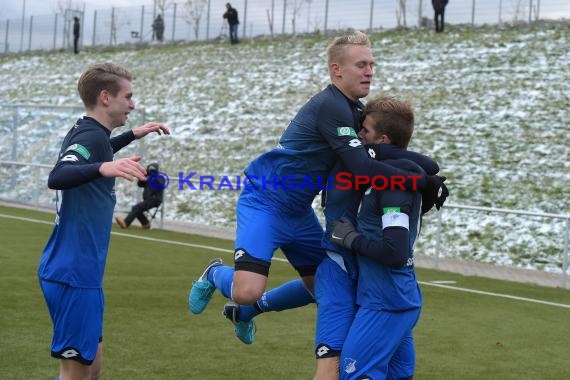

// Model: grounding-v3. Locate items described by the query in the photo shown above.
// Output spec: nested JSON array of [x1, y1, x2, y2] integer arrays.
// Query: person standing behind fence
[[73, 17, 80, 54], [432, 0, 449, 33], [223, 3, 239, 44], [153, 14, 165, 42]]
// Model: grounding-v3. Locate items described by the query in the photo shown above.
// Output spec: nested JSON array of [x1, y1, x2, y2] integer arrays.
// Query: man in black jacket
[[432, 0, 449, 33], [73, 17, 80, 54], [116, 163, 164, 229], [223, 3, 240, 44]]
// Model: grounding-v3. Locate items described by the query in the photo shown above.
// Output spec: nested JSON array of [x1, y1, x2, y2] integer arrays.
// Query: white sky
[[2, 1, 569, 24], [2, 0, 143, 20]]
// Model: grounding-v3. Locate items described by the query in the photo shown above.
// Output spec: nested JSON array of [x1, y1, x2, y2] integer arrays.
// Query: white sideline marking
[[419, 281, 570, 309], [0, 213, 289, 262], [2, 213, 567, 307]]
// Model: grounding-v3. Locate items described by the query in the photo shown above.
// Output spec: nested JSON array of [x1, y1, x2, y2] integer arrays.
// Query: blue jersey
[[321, 145, 439, 279], [38, 116, 135, 288], [243, 84, 422, 216], [353, 159, 425, 311]]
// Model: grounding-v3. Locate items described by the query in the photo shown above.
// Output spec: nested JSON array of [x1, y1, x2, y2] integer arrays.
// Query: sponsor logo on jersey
[[65, 143, 91, 160], [60, 154, 79, 162], [367, 147, 376, 158], [337, 127, 357, 137], [348, 138, 362, 148]]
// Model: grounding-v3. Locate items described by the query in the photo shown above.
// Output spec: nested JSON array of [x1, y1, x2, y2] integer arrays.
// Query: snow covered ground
[[0, 21, 568, 273]]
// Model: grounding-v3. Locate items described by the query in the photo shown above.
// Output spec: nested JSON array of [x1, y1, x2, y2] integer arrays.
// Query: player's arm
[[365, 144, 440, 175], [331, 216, 409, 268], [110, 130, 135, 153]]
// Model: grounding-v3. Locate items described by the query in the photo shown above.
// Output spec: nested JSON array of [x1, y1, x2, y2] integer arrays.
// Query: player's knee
[[232, 284, 264, 305]]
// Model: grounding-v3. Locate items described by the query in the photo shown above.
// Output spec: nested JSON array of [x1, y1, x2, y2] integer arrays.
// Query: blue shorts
[[235, 189, 326, 274], [314, 256, 357, 358], [340, 307, 421, 380], [40, 279, 104, 364]]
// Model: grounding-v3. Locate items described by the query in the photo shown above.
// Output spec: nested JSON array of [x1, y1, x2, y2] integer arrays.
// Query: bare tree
[[183, 0, 208, 40], [395, 0, 407, 27], [266, 9, 274, 38], [155, 0, 174, 17], [289, 0, 304, 35], [511, 0, 529, 23]]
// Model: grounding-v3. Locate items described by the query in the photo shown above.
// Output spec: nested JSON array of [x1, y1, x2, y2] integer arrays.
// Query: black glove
[[422, 175, 449, 214], [330, 217, 361, 250]]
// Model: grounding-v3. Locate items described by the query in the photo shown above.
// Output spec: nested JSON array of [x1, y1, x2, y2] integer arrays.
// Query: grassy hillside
[[0, 22, 568, 271]]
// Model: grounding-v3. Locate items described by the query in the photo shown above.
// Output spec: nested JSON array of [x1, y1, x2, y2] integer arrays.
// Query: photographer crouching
[[116, 163, 164, 229]]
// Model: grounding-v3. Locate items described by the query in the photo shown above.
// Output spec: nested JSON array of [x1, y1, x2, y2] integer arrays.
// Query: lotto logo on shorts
[[60, 349, 79, 358], [234, 249, 245, 260]]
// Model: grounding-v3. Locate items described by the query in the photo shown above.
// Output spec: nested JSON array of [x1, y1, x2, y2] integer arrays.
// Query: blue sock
[[238, 279, 315, 321], [207, 265, 234, 299]]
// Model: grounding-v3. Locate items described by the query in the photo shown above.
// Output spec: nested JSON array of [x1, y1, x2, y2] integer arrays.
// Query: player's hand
[[99, 156, 146, 182], [422, 175, 449, 214], [330, 217, 361, 250], [132, 122, 170, 139]]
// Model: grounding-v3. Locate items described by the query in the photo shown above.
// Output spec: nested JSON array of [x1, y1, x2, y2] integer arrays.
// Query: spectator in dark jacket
[[432, 0, 449, 33], [73, 17, 80, 54], [152, 14, 165, 42], [223, 3, 240, 44], [116, 163, 164, 229]]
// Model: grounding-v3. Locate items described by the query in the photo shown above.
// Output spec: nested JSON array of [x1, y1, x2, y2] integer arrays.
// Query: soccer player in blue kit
[[314, 96, 442, 379], [38, 62, 169, 380], [330, 97, 429, 380], [189, 31, 447, 346]]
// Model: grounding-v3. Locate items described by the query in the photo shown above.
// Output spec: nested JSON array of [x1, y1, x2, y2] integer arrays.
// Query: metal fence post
[[562, 218, 569, 289], [435, 206, 443, 269], [53, 14, 58, 50], [206, 0, 211, 40], [243, 0, 248, 40], [418, 0, 423, 27], [110, 8, 115, 46], [4, 19, 9, 54], [28, 16, 33, 51], [11, 108, 19, 191], [140, 6, 144, 43], [324, 0, 329, 35], [92, 10, 97, 47], [471, 0, 476, 26], [282, 0, 287, 35], [172, 3, 177, 41], [369, 0, 374, 32]]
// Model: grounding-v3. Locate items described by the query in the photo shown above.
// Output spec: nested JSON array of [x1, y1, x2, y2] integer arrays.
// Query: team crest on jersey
[[337, 127, 357, 137], [343, 358, 357, 374]]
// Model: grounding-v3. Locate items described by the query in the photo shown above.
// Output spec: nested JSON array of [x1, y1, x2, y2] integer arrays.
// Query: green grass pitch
[[0, 205, 569, 379]]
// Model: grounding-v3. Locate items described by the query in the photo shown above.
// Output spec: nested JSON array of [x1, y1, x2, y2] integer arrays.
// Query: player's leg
[[40, 280, 104, 380], [339, 308, 420, 380], [313, 256, 357, 380], [386, 333, 415, 380], [223, 278, 315, 344], [189, 191, 283, 311]]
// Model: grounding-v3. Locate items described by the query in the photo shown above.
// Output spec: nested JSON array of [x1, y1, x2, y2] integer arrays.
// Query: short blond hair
[[325, 31, 371, 65]]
